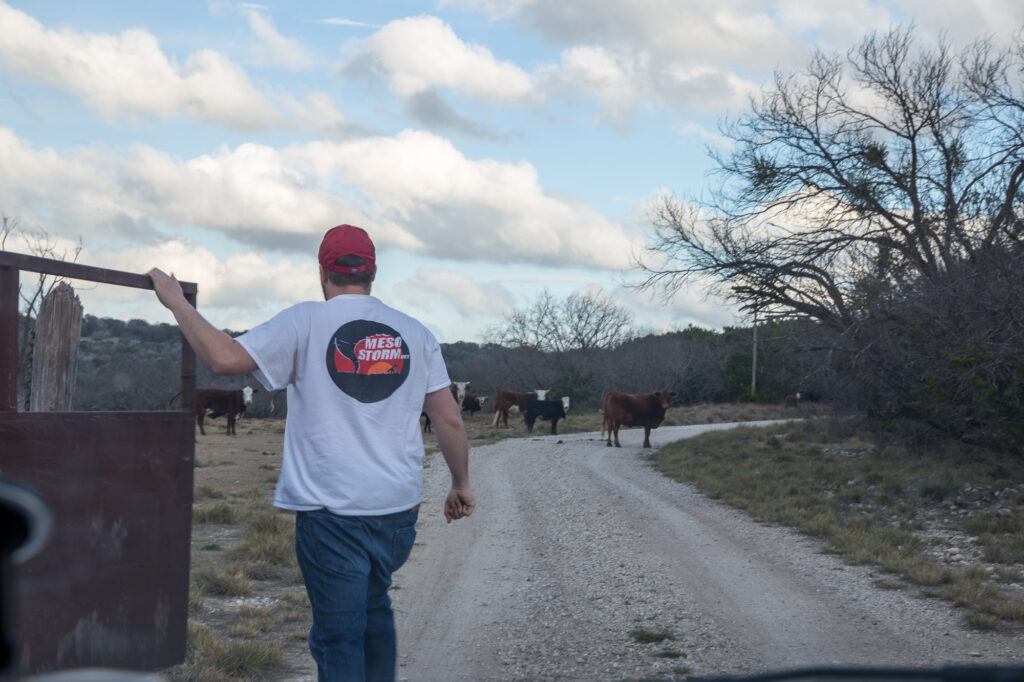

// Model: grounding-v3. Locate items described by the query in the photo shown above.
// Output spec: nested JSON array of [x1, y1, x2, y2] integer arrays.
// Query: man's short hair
[[326, 254, 375, 287]]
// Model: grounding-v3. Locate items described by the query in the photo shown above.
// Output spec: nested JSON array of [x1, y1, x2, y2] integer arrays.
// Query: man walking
[[149, 223, 474, 681]]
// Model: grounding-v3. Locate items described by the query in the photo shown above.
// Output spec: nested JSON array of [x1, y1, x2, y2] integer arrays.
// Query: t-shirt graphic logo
[[326, 320, 410, 403]]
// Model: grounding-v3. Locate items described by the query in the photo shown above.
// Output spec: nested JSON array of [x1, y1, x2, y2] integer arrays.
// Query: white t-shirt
[[236, 294, 451, 515]]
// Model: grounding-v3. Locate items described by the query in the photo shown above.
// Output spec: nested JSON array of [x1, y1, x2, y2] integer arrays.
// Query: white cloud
[[80, 240, 321, 328], [0, 1, 280, 128], [774, 0, 893, 39], [283, 91, 356, 138], [316, 17, 382, 29], [0, 128, 162, 242], [0, 231, 320, 331], [435, 1, 791, 121], [124, 142, 379, 247], [0, 1, 348, 133], [296, 129, 640, 269], [350, 15, 537, 103], [1, 127, 641, 270], [843, 0, 1024, 49], [450, 1, 806, 66], [454, 0, 1024, 64], [542, 46, 645, 121], [441, 0, 1024, 123], [0, 127, 365, 246], [244, 8, 315, 69], [392, 268, 516, 318]]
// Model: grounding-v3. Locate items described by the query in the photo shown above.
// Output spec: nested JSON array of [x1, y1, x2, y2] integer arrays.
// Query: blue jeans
[[295, 506, 419, 682]]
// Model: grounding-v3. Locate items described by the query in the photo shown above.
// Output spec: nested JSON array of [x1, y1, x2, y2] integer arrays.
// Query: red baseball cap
[[318, 224, 376, 274]]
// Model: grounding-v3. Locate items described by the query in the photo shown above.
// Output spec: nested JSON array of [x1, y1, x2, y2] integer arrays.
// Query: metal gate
[[0, 251, 197, 674]]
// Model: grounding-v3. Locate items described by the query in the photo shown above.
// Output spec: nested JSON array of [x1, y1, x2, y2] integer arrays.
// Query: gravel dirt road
[[392, 422, 1024, 681]]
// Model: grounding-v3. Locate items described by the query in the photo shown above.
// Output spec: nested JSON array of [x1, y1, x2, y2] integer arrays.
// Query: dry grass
[[192, 569, 254, 597], [193, 502, 237, 525], [178, 621, 284, 682], [165, 427, 308, 681], [653, 418, 1024, 629]]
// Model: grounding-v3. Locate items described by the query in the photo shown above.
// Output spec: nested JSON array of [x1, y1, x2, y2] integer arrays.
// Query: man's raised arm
[[148, 268, 257, 376]]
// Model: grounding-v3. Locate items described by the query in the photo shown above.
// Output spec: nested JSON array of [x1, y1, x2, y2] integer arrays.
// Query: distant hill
[[63, 314, 819, 414]]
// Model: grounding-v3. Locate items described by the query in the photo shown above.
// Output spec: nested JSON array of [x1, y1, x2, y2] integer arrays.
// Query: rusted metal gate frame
[[0, 251, 198, 673]]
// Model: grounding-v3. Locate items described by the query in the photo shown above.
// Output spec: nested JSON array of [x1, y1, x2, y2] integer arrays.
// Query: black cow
[[491, 388, 550, 429], [525, 396, 569, 435], [195, 386, 257, 435]]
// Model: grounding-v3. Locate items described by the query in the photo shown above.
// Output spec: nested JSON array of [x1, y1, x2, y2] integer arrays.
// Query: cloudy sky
[[2, 1, 1022, 342]]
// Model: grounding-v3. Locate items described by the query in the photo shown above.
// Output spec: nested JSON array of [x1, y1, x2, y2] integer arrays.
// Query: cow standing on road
[[525, 396, 570, 435], [601, 389, 677, 448], [492, 389, 550, 429]]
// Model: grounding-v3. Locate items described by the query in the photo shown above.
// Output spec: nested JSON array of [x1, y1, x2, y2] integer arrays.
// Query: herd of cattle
[[428, 381, 679, 448], [185, 382, 683, 448]]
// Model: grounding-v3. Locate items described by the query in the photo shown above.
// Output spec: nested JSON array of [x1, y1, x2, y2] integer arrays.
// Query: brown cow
[[785, 392, 801, 408], [601, 389, 677, 448], [196, 386, 257, 435], [491, 388, 550, 429]]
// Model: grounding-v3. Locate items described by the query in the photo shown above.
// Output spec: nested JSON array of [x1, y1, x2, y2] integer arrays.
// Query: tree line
[[56, 310, 815, 418]]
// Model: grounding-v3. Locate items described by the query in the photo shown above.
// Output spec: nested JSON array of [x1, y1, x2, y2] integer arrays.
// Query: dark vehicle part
[[0, 478, 53, 670], [689, 666, 1024, 682]]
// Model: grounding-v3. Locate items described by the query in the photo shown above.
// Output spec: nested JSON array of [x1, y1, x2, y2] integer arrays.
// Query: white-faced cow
[[450, 381, 471, 404], [601, 389, 677, 448], [525, 396, 570, 435], [491, 389, 550, 429], [196, 386, 257, 436], [423, 382, 474, 431], [785, 392, 801, 408], [461, 393, 488, 419]]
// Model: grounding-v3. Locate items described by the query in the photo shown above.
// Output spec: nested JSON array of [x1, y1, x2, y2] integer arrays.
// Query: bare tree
[[636, 27, 1024, 447], [485, 289, 636, 353], [639, 27, 1024, 330]]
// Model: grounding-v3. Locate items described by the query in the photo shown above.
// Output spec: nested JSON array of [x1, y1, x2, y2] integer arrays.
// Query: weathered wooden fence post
[[28, 281, 82, 412], [0, 264, 17, 412]]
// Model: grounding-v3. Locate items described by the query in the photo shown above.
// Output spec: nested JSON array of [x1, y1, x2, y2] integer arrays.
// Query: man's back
[[149, 222, 473, 682], [237, 293, 451, 515]]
